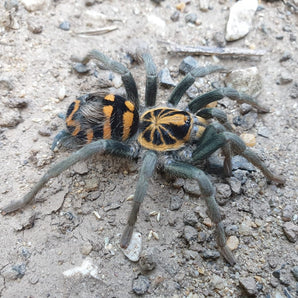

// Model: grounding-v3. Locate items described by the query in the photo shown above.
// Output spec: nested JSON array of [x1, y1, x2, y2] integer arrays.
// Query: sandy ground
[[0, 0, 297, 297]]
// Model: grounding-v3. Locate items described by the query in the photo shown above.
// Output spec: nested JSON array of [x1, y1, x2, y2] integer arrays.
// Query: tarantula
[[1, 49, 285, 265]]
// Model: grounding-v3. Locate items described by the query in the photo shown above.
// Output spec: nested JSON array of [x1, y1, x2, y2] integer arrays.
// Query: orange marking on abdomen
[[86, 128, 94, 143], [122, 111, 134, 140], [104, 94, 115, 102], [103, 105, 113, 139]]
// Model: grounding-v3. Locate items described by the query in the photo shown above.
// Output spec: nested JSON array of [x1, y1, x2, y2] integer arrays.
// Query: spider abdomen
[[65, 94, 139, 143], [138, 108, 193, 151]]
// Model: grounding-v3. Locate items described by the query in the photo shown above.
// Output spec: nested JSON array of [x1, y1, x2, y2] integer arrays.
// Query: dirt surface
[[0, 0, 297, 297]]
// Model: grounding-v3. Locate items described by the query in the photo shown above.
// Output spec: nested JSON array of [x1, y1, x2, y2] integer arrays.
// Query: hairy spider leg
[[192, 123, 285, 184], [79, 50, 139, 109], [1, 140, 138, 214], [188, 87, 269, 113], [167, 65, 225, 107], [142, 52, 158, 107], [121, 150, 158, 248], [162, 159, 236, 266]]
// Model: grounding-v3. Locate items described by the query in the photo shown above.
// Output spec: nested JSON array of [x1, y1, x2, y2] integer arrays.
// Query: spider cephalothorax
[[1, 49, 285, 266]]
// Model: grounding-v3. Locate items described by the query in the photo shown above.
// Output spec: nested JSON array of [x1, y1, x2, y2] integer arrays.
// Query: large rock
[[225, 0, 258, 41]]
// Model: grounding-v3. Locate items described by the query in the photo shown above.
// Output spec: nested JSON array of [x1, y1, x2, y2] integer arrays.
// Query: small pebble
[[183, 212, 198, 226], [240, 103, 252, 115], [0, 78, 14, 90], [185, 13, 197, 24], [59, 21, 70, 31], [240, 133, 256, 147], [184, 180, 201, 196], [121, 232, 142, 262], [239, 276, 258, 296], [81, 242, 93, 255], [176, 2, 186, 12], [202, 250, 220, 260], [226, 236, 239, 251], [132, 275, 150, 295], [283, 222, 298, 243], [225, 224, 239, 236], [158, 68, 176, 88], [282, 205, 293, 222], [199, 0, 209, 12], [232, 156, 255, 171], [27, 21, 43, 34], [241, 112, 258, 130], [227, 177, 241, 194], [279, 52, 292, 62], [183, 225, 198, 243], [179, 56, 198, 74], [85, 0, 95, 6], [58, 86, 66, 100], [22, 0, 47, 12], [213, 32, 226, 47], [239, 220, 252, 235], [186, 85, 199, 99], [257, 126, 270, 138], [73, 63, 89, 74], [290, 82, 298, 99], [170, 11, 180, 22], [215, 183, 231, 200], [277, 72, 293, 85], [170, 194, 183, 210], [139, 248, 157, 272], [38, 128, 51, 136], [211, 275, 226, 290], [291, 266, 298, 281]]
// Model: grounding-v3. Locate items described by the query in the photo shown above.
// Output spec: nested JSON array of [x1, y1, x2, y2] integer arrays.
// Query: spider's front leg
[[162, 159, 236, 266], [1, 140, 138, 214], [192, 122, 285, 184], [120, 150, 158, 248]]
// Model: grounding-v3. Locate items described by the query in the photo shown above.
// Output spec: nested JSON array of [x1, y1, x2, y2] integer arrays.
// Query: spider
[[1, 49, 285, 266]]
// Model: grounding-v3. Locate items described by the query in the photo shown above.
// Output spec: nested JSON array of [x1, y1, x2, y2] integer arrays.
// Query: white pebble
[[225, 0, 258, 41], [121, 232, 142, 262], [21, 0, 49, 12]]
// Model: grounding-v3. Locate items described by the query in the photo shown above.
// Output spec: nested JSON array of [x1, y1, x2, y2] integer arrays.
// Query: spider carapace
[[1, 49, 285, 266]]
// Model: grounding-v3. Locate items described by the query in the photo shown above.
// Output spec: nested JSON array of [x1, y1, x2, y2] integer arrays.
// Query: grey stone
[[184, 179, 201, 196], [277, 72, 293, 85], [0, 78, 14, 90], [258, 126, 270, 138], [213, 32, 226, 47], [239, 276, 258, 296], [225, 224, 239, 236], [183, 212, 198, 226], [183, 225, 198, 242], [225, 67, 262, 97], [240, 103, 252, 115], [202, 250, 220, 260], [158, 68, 176, 88], [215, 183, 232, 200], [283, 222, 298, 242], [291, 266, 298, 281], [170, 194, 183, 211], [290, 82, 298, 99], [59, 21, 70, 31], [242, 112, 258, 130], [281, 204, 293, 222], [132, 275, 150, 295], [185, 13, 197, 24], [139, 248, 157, 272], [227, 177, 241, 194], [179, 56, 198, 74], [186, 85, 199, 99], [232, 156, 255, 171], [279, 52, 292, 62], [199, 0, 209, 12], [73, 63, 90, 74], [170, 11, 180, 22]]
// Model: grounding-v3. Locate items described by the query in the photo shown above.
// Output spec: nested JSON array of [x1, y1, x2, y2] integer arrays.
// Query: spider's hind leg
[[1, 140, 138, 214], [162, 159, 236, 265], [76, 50, 139, 109]]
